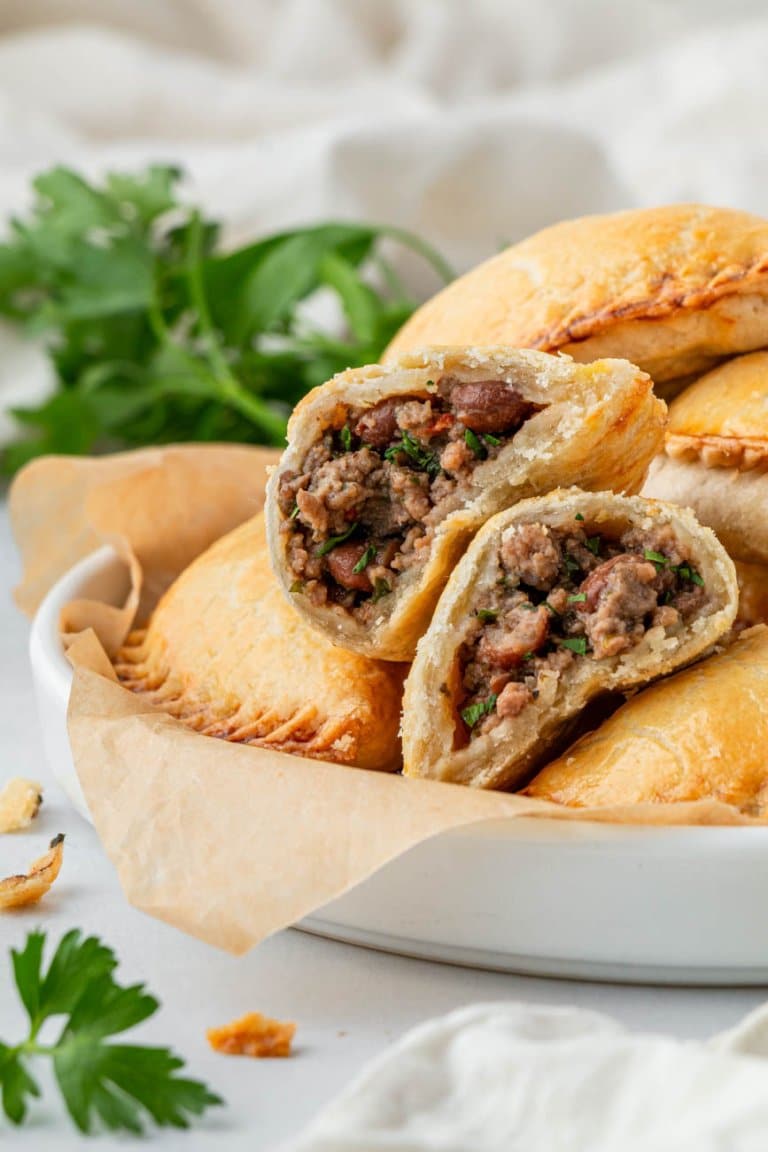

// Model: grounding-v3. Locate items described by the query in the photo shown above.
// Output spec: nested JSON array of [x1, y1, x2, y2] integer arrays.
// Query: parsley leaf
[[567, 592, 587, 604], [0, 929, 222, 1134], [352, 543, 377, 574], [476, 608, 498, 622], [585, 536, 602, 556], [461, 694, 497, 728], [574, 512, 585, 521], [558, 636, 588, 655], [644, 549, 668, 566], [372, 578, 391, 602], [384, 430, 441, 478], [317, 522, 358, 557], [464, 428, 487, 460], [0, 165, 452, 473], [339, 424, 353, 452]]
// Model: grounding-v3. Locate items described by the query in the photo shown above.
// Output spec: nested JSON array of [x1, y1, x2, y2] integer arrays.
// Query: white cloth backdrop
[[3, 0, 768, 435], [5, 6, 768, 1142]]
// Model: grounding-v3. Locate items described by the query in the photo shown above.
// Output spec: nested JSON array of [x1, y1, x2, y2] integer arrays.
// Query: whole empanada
[[643, 351, 768, 566], [265, 346, 665, 662], [385, 205, 768, 398], [114, 514, 406, 771], [524, 626, 768, 818], [402, 489, 737, 791]]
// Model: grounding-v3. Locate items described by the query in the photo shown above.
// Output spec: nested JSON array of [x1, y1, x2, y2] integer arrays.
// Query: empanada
[[524, 626, 768, 817], [114, 514, 406, 770], [265, 347, 664, 661], [385, 205, 768, 397], [402, 489, 737, 791], [643, 351, 768, 565]]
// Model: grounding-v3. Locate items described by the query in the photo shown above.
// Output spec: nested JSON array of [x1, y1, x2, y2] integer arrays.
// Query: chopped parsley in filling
[[458, 516, 709, 739], [277, 377, 542, 623]]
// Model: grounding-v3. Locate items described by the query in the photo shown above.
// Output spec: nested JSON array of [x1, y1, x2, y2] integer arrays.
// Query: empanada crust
[[385, 205, 768, 391], [524, 626, 768, 817], [265, 347, 664, 661], [665, 351, 768, 470], [734, 560, 768, 629], [114, 514, 406, 771], [402, 489, 737, 791], [642, 454, 768, 566]]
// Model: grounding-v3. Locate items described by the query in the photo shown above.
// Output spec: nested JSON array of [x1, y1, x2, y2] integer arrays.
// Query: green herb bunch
[[0, 928, 221, 1134], [0, 165, 452, 473]]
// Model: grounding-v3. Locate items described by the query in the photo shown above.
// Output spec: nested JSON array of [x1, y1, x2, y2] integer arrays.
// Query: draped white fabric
[[290, 1000, 768, 1150]]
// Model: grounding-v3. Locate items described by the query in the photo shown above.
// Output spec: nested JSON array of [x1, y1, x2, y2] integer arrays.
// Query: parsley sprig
[[384, 430, 441, 477], [0, 165, 452, 473], [0, 929, 221, 1135]]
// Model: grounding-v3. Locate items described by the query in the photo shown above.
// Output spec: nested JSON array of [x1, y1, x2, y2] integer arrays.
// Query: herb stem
[[184, 211, 286, 442]]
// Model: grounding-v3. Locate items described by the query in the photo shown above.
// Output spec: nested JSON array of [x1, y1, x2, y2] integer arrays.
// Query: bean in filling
[[277, 378, 543, 622], [457, 517, 709, 739]]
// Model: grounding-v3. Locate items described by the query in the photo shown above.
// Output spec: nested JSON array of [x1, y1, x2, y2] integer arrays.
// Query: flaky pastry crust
[[265, 347, 664, 661], [524, 627, 768, 816], [114, 514, 406, 771], [385, 205, 768, 393], [402, 490, 737, 791]]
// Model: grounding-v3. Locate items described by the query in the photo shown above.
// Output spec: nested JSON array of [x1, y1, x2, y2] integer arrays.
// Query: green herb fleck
[[585, 536, 601, 556], [464, 428, 488, 460], [483, 433, 501, 446], [290, 580, 304, 594], [384, 430, 441, 478], [575, 512, 585, 522], [567, 592, 587, 604], [339, 425, 352, 451], [674, 565, 705, 586], [372, 578, 391, 602], [558, 636, 588, 655], [522, 651, 535, 661], [317, 522, 358, 556], [0, 928, 221, 1134], [543, 601, 560, 616], [476, 608, 498, 622], [563, 553, 581, 575], [461, 694, 497, 728], [352, 544, 377, 574], [644, 549, 668, 566], [289, 503, 300, 519]]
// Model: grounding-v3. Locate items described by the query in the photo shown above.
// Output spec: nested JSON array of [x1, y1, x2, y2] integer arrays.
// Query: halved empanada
[[114, 514, 406, 770], [402, 489, 737, 791], [643, 351, 768, 564], [266, 346, 664, 661], [524, 626, 768, 817]]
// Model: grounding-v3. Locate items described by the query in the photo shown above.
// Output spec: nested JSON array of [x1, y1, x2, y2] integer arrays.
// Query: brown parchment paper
[[9, 445, 759, 955]]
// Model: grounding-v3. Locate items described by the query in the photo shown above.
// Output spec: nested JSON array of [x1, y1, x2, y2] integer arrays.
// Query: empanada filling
[[457, 516, 710, 739], [277, 378, 543, 621]]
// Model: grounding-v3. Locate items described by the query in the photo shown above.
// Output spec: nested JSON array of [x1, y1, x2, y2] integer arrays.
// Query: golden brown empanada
[[265, 347, 664, 662], [643, 352, 768, 565], [385, 205, 768, 397], [402, 489, 737, 791], [524, 626, 768, 817], [114, 514, 406, 770]]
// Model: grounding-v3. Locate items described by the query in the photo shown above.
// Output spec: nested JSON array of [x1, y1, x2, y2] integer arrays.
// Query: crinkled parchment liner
[[9, 445, 758, 955]]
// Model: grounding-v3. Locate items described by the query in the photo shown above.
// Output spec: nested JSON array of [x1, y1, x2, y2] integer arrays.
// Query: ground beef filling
[[458, 518, 709, 739], [277, 378, 542, 621]]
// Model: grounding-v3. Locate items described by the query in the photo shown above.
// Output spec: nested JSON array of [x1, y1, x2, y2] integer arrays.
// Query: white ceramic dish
[[31, 548, 768, 985]]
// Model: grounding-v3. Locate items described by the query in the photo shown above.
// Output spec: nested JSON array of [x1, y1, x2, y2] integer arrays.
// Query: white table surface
[[1, 499, 767, 1150]]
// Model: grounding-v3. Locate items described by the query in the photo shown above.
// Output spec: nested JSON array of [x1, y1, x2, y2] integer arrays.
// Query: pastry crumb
[[0, 834, 64, 910], [207, 1012, 296, 1057], [0, 778, 43, 833]]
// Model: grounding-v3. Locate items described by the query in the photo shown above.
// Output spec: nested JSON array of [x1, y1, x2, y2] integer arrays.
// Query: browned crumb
[[0, 778, 42, 833], [207, 1012, 296, 1058], [0, 834, 64, 910]]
